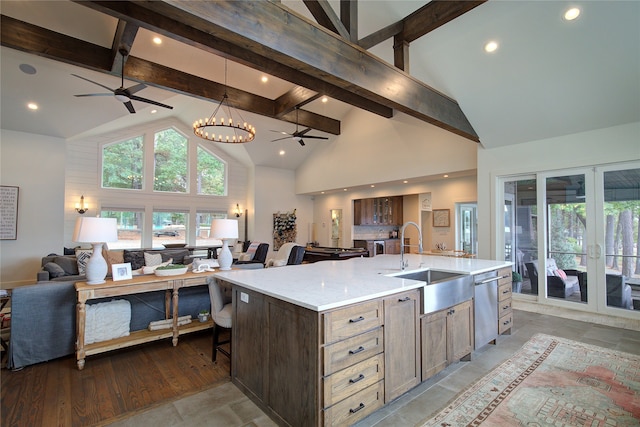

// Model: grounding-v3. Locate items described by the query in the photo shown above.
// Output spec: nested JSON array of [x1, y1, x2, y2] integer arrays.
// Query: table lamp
[[73, 217, 118, 284], [211, 219, 238, 270]]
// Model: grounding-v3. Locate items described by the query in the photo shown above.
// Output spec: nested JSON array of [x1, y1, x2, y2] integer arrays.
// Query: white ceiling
[[1, 1, 638, 170]]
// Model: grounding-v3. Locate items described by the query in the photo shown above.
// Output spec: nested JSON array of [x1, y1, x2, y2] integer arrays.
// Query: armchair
[[266, 242, 306, 267], [233, 242, 269, 267], [524, 259, 580, 298], [605, 274, 633, 309]]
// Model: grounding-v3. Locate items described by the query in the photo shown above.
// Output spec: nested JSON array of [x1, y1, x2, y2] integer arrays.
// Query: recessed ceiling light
[[27, 102, 38, 110], [279, 150, 285, 156], [19, 63, 37, 75], [150, 109, 157, 114], [484, 41, 498, 53], [564, 7, 580, 21], [343, 188, 348, 191], [370, 185, 375, 188], [261, 76, 268, 83], [403, 180, 408, 184], [321, 191, 325, 194], [321, 96, 328, 103], [153, 36, 162, 45], [443, 174, 449, 178]]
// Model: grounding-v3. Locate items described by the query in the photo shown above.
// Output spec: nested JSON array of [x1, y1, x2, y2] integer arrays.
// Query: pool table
[[303, 246, 369, 263]]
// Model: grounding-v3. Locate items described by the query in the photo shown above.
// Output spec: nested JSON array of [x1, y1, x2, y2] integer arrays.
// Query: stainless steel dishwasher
[[474, 270, 499, 349]]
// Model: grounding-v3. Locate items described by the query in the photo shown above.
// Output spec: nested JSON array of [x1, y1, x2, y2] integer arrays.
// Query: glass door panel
[[544, 174, 587, 304], [458, 203, 477, 256]]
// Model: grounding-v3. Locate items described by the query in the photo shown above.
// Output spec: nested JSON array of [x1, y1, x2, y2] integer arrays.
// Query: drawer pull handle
[[398, 296, 411, 302], [503, 319, 511, 325], [349, 374, 365, 384], [503, 305, 510, 310], [502, 289, 510, 294], [349, 403, 365, 414], [349, 316, 365, 323], [349, 346, 365, 355]]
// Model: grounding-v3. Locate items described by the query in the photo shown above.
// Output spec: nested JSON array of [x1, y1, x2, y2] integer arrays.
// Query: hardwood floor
[[1, 330, 230, 427]]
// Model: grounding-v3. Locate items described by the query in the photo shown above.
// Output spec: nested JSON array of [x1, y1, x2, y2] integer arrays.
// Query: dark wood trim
[[358, 20, 404, 50], [111, 20, 138, 74], [303, 0, 350, 39], [340, 0, 358, 42]]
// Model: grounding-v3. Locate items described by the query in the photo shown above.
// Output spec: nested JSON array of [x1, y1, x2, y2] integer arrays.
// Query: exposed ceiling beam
[[0, 14, 340, 135], [274, 86, 322, 118], [111, 19, 138, 74], [358, 20, 403, 50], [302, 0, 351, 40], [77, 0, 393, 120], [400, 0, 487, 43], [82, 0, 478, 141], [340, 0, 358, 43]]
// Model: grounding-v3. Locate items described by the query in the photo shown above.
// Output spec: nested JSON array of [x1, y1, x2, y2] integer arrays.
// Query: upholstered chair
[[234, 242, 269, 266], [605, 274, 633, 309], [208, 278, 232, 370], [266, 242, 305, 267], [524, 259, 580, 298]]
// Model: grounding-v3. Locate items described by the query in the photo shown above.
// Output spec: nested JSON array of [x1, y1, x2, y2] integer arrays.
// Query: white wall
[[253, 166, 314, 259], [296, 109, 477, 194], [477, 121, 640, 260], [1, 130, 66, 287]]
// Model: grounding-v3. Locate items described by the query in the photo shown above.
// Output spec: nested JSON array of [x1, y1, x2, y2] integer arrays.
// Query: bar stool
[[208, 279, 232, 372]]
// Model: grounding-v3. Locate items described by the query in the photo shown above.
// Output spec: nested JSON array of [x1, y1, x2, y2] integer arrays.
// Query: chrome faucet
[[400, 221, 423, 270]]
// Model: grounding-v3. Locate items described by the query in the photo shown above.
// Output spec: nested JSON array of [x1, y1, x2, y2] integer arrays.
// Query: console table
[[75, 272, 214, 370]]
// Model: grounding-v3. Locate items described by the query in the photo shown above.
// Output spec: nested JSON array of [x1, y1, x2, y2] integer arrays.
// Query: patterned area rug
[[422, 333, 640, 426]]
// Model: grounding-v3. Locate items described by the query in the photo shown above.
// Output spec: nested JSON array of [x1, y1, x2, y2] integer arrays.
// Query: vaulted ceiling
[[1, 1, 638, 170]]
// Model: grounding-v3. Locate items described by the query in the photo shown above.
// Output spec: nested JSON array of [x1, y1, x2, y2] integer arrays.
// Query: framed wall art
[[0, 186, 19, 240], [432, 209, 450, 227], [112, 263, 133, 281]]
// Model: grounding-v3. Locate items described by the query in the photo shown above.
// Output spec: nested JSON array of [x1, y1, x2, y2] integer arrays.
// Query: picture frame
[[432, 209, 450, 227], [0, 186, 19, 240], [112, 262, 133, 281]]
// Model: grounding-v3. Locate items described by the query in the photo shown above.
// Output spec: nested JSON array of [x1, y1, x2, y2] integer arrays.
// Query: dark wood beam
[[340, 0, 358, 43], [83, 1, 477, 141], [274, 86, 321, 117], [401, 0, 487, 43], [111, 20, 139, 74], [78, 1, 392, 120], [393, 37, 410, 72], [0, 14, 340, 135], [302, 0, 350, 40], [358, 20, 404, 50]]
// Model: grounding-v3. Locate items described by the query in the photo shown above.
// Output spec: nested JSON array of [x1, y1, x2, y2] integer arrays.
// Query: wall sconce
[[235, 203, 243, 218], [75, 195, 89, 214]]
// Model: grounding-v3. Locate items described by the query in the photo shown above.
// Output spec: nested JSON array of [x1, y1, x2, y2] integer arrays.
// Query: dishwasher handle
[[474, 274, 510, 285]]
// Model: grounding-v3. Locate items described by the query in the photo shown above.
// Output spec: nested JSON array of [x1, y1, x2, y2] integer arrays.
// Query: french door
[[502, 162, 639, 316]]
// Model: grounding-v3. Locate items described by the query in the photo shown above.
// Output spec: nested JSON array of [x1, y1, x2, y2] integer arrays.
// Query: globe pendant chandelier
[[193, 60, 256, 143]]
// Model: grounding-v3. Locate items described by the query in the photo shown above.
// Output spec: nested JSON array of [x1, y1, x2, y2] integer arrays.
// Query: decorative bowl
[[154, 266, 188, 276]]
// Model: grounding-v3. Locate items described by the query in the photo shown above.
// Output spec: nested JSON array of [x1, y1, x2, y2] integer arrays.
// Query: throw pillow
[[75, 249, 93, 275], [53, 256, 79, 275], [271, 259, 287, 267], [556, 269, 568, 280], [244, 242, 261, 261], [43, 262, 66, 278], [123, 250, 146, 270], [144, 252, 163, 267]]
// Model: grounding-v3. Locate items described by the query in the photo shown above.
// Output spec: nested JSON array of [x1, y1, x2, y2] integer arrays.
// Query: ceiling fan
[[270, 107, 328, 146], [72, 48, 173, 114]]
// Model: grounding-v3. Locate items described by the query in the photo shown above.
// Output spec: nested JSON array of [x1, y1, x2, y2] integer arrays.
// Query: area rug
[[422, 333, 640, 426]]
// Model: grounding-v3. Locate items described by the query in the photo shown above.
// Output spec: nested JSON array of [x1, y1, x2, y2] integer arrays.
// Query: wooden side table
[[75, 272, 214, 370]]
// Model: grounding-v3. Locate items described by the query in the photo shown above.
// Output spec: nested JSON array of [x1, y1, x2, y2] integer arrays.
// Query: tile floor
[[107, 309, 640, 427]]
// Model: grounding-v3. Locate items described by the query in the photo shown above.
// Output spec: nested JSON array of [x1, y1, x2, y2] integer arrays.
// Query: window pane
[[195, 211, 227, 247], [152, 211, 187, 248], [101, 209, 143, 249], [102, 136, 144, 189], [197, 146, 226, 195], [154, 128, 187, 193]]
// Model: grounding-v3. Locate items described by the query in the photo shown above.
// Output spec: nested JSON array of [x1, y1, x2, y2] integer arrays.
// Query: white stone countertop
[[213, 254, 512, 312]]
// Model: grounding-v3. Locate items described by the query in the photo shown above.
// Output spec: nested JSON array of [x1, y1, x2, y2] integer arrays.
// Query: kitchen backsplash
[[353, 225, 400, 240]]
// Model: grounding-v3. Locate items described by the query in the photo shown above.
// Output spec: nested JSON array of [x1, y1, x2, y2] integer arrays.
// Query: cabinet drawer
[[323, 328, 383, 375], [499, 313, 513, 335], [323, 300, 383, 344], [323, 353, 384, 407], [498, 299, 512, 318], [497, 267, 512, 286], [498, 283, 512, 301], [323, 380, 384, 427]]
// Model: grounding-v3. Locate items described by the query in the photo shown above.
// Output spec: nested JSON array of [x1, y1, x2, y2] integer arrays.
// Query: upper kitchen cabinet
[[354, 197, 403, 226]]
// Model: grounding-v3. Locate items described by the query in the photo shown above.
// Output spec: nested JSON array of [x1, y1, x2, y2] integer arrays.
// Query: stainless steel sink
[[394, 269, 473, 313]]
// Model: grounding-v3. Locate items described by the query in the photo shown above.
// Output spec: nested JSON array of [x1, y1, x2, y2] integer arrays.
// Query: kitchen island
[[214, 254, 511, 426]]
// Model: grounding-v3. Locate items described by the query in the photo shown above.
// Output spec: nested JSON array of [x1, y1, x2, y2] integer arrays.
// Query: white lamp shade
[[210, 219, 239, 239], [73, 217, 118, 243]]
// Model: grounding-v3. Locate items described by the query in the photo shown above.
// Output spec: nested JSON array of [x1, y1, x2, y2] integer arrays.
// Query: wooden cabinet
[[420, 299, 473, 381], [384, 289, 420, 402], [385, 239, 401, 254], [353, 197, 403, 226], [497, 267, 513, 335]]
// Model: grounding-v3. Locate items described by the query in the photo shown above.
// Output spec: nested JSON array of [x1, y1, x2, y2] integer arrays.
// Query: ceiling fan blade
[[124, 101, 136, 114], [71, 74, 114, 93], [126, 83, 147, 95], [271, 136, 291, 142], [74, 93, 113, 97], [128, 95, 174, 110], [300, 135, 328, 140], [298, 138, 306, 146], [270, 130, 291, 135]]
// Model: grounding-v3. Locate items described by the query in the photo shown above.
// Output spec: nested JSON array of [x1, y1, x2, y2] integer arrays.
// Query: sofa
[[37, 247, 196, 282], [7, 277, 212, 370], [525, 259, 580, 298]]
